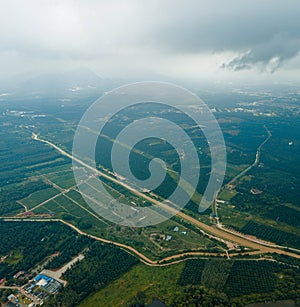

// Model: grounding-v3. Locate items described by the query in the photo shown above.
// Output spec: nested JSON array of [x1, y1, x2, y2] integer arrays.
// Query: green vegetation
[[263, 205, 300, 228], [0, 289, 18, 304], [173, 286, 230, 307], [33, 189, 223, 260], [79, 257, 300, 307], [46, 236, 92, 269], [177, 259, 206, 286], [224, 261, 279, 297], [1, 94, 300, 306], [201, 259, 233, 290], [78, 262, 185, 307], [0, 179, 50, 215], [0, 116, 70, 188], [19, 186, 60, 210], [45, 242, 139, 307], [241, 221, 300, 249], [44, 170, 76, 189], [0, 221, 92, 284]]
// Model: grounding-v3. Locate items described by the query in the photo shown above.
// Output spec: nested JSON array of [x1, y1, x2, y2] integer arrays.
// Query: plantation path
[[29, 133, 300, 261]]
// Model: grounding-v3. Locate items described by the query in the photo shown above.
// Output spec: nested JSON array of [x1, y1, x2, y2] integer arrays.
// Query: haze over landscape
[[1, 0, 300, 83]]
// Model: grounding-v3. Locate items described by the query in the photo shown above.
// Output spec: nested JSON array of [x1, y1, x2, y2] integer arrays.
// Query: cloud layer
[[0, 0, 300, 80]]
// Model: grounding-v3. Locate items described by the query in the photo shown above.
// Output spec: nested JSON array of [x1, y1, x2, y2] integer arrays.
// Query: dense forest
[[44, 242, 139, 307], [0, 221, 139, 306], [241, 221, 300, 249], [177, 259, 206, 286], [0, 179, 50, 215], [0, 112, 71, 188], [123, 258, 297, 307], [0, 221, 93, 283], [173, 258, 300, 307], [172, 286, 231, 307]]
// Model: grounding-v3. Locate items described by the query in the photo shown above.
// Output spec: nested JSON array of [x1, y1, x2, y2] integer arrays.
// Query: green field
[[19, 187, 60, 210], [44, 170, 76, 189], [78, 262, 185, 307], [78, 258, 300, 307]]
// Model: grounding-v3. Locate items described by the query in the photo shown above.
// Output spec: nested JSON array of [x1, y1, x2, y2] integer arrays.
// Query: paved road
[[31, 133, 300, 260], [217, 224, 300, 253], [225, 125, 272, 188], [1, 218, 228, 266], [2, 216, 299, 273]]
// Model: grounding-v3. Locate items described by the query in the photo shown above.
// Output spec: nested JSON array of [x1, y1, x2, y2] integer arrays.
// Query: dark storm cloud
[[0, 0, 300, 77], [143, 0, 300, 71], [224, 33, 300, 72]]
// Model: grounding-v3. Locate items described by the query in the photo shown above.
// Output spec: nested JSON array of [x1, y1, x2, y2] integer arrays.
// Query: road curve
[[0, 217, 232, 266], [31, 133, 300, 260]]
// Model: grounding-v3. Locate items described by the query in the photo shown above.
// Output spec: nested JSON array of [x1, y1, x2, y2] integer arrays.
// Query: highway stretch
[[29, 133, 300, 260], [0, 131, 292, 266]]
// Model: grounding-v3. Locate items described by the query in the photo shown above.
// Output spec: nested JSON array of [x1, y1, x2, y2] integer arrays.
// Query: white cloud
[[0, 0, 300, 82]]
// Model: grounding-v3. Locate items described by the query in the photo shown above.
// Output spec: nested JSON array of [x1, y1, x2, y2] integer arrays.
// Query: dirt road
[[31, 134, 300, 261]]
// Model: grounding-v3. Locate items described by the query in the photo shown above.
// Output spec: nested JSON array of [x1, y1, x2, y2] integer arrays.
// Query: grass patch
[[19, 187, 60, 209], [78, 262, 185, 307]]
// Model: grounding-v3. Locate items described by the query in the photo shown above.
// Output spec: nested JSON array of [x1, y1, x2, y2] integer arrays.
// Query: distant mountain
[[17, 68, 104, 96], [0, 67, 184, 100]]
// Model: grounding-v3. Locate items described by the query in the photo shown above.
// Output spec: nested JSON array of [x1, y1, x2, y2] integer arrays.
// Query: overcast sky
[[1, 0, 300, 84]]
